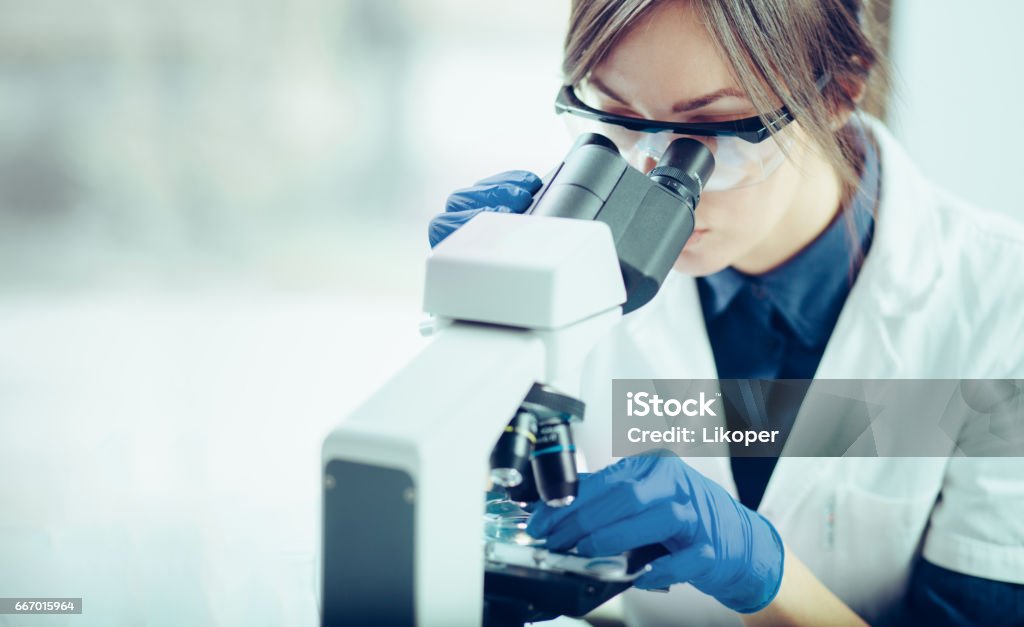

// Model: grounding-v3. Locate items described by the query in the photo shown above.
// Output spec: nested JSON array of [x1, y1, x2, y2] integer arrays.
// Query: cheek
[[702, 147, 804, 224], [703, 183, 789, 233], [673, 191, 761, 275], [698, 188, 763, 229], [674, 165, 799, 275]]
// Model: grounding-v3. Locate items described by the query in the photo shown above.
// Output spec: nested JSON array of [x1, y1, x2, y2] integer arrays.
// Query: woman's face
[[586, 0, 821, 276]]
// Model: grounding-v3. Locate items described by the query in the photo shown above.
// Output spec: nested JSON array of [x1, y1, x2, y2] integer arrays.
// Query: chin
[[672, 250, 730, 277]]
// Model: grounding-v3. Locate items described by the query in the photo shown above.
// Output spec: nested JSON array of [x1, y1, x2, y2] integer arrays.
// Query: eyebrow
[[589, 77, 749, 114]]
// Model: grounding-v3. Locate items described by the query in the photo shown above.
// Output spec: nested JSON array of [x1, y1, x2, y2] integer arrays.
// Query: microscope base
[[484, 565, 631, 627]]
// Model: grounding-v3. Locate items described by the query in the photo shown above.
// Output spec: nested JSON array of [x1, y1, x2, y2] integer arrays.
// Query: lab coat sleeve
[[922, 457, 1024, 584], [920, 202, 1024, 584], [922, 351, 1024, 583]]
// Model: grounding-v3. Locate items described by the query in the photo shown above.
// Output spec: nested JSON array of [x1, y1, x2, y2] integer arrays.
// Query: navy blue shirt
[[698, 144, 878, 384], [697, 129, 878, 510]]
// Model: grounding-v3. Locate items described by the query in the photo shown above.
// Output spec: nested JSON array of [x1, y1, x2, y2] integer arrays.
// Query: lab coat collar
[[695, 115, 937, 326], [757, 119, 944, 515], [854, 115, 942, 318]]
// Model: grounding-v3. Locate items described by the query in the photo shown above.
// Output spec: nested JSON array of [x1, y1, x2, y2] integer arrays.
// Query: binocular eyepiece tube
[[527, 133, 715, 313]]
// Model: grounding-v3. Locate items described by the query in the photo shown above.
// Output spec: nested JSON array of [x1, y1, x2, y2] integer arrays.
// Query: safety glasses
[[556, 84, 795, 142], [554, 76, 827, 192]]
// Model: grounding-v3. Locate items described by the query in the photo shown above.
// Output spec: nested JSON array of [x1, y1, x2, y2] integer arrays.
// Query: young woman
[[430, 1, 1024, 624]]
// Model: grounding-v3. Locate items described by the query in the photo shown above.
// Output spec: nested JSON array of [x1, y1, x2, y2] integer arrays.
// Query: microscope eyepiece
[[571, 132, 620, 153], [648, 137, 715, 200]]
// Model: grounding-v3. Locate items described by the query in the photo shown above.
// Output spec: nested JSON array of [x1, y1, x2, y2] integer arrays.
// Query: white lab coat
[[574, 117, 1024, 626]]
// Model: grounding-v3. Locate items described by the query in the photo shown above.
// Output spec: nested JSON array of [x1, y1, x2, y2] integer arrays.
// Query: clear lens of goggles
[[562, 114, 791, 193]]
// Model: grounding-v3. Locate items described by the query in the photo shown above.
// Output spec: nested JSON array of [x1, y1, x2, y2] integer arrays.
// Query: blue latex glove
[[526, 452, 785, 614], [428, 170, 542, 248]]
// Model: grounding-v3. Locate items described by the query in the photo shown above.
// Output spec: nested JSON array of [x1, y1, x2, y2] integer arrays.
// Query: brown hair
[[563, 0, 890, 205]]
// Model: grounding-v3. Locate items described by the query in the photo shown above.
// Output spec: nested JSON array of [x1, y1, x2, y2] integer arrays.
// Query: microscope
[[321, 133, 714, 626]]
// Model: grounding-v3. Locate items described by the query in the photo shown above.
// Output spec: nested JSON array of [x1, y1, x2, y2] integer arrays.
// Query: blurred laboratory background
[[0, 0, 1021, 625]]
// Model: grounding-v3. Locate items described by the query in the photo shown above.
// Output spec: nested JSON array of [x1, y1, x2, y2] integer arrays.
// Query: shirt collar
[[699, 122, 880, 348]]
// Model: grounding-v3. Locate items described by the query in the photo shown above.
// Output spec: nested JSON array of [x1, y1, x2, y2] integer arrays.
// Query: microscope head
[[529, 133, 714, 313]]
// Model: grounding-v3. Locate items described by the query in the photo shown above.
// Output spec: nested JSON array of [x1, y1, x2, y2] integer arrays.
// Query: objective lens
[[506, 464, 541, 504], [489, 411, 537, 488], [531, 419, 578, 507]]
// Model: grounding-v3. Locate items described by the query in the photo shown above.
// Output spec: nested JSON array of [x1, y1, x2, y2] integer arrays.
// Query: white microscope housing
[[320, 212, 626, 626], [321, 132, 712, 626]]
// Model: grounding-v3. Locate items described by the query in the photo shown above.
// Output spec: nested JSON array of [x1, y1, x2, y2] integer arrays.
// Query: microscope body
[[321, 213, 625, 626], [321, 134, 713, 626]]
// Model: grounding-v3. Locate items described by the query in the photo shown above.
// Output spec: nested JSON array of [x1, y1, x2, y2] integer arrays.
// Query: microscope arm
[[322, 322, 546, 625]]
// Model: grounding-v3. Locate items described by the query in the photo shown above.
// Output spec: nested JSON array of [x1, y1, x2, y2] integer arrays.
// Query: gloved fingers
[[429, 208, 483, 247], [600, 451, 692, 495], [445, 183, 533, 213], [598, 452, 665, 482], [428, 170, 540, 247], [526, 477, 602, 539], [445, 174, 540, 214], [633, 554, 679, 590], [531, 478, 664, 551], [527, 455, 672, 540], [473, 170, 543, 191], [526, 476, 599, 538], [429, 207, 518, 248], [573, 501, 699, 557], [633, 544, 714, 591], [518, 472, 591, 514]]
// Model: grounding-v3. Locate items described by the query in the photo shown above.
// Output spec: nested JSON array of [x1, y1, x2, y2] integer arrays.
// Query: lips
[[686, 228, 709, 247]]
